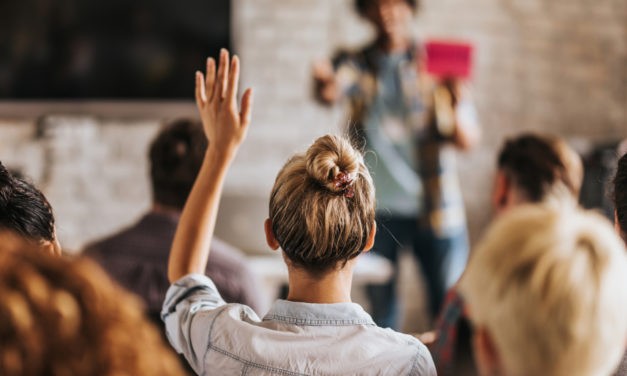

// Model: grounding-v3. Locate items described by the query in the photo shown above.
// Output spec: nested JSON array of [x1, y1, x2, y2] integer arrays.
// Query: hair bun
[[305, 135, 361, 194]]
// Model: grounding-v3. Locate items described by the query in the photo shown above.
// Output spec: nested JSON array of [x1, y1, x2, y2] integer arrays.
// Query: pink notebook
[[424, 40, 474, 79]]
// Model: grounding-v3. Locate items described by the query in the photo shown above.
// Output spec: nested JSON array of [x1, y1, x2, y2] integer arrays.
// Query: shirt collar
[[263, 299, 376, 326]]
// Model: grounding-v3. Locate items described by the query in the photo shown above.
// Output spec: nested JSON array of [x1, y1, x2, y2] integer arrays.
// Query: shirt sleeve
[[161, 273, 227, 374], [410, 343, 438, 376]]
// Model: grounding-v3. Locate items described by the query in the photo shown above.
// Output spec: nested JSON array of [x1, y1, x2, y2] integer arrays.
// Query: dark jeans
[[366, 215, 468, 329]]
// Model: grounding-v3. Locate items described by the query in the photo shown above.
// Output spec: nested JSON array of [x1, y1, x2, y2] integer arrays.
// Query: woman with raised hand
[[163, 49, 435, 375]]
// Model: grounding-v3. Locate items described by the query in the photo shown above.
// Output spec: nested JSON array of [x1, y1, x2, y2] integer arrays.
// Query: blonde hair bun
[[305, 135, 361, 194], [269, 134, 375, 274]]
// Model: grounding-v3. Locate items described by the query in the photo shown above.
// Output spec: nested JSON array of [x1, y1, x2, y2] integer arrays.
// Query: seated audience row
[[0, 48, 625, 376]]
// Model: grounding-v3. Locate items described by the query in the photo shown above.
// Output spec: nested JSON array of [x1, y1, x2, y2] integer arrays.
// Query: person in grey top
[[162, 49, 436, 375], [84, 119, 266, 322]]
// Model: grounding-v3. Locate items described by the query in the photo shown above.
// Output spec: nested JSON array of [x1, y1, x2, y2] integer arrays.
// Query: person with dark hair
[[612, 152, 627, 376], [354, 0, 419, 15], [313, 0, 480, 329], [0, 161, 60, 255], [431, 133, 583, 375], [492, 133, 583, 214], [84, 119, 266, 323], [614, 152, 627, 242]]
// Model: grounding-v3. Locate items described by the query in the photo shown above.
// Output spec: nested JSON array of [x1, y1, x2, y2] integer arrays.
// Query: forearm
[[452, 118, 480, 150], [168, 150, 231, 283], [452, 98, 481, 151]]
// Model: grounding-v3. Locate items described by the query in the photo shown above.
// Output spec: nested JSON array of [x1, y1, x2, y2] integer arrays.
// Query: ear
[[492, 170, 510, 214], [472, 326, 502, 376], [363, 222, 377, 253], [40, 238, 62, 256], [264, 218, 280, 251]]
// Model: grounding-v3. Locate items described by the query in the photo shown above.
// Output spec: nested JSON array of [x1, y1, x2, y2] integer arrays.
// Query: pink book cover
[[424, 40, 474, 79]]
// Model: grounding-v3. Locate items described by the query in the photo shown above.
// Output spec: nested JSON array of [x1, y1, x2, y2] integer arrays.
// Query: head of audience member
[[149, 119, 208, 212], [0, 162, 60, 255], [614, 152, 627, 242], [459, 205, 627, 376], [492, 133, 583, 215], [0, 231, 183, 376], [266, 135, 376, 279], [355, 0, 417, 41]]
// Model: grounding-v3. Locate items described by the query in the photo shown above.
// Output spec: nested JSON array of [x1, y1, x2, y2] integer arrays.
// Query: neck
[[376, 33, 411, 53], [286, 260, 355, 304]]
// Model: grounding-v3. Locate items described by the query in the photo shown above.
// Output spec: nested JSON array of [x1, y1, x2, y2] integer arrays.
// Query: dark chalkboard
[[0, 0, 230, 99]]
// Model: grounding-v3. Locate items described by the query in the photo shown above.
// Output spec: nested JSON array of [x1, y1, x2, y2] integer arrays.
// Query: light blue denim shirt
[[162, 274, 436, 376]]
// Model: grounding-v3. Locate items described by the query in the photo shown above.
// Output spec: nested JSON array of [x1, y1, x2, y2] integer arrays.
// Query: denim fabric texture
[[162, 274, 436, 376]]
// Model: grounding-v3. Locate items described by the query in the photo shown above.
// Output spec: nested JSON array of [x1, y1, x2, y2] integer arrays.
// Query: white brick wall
[[0, 0, 625, 254]]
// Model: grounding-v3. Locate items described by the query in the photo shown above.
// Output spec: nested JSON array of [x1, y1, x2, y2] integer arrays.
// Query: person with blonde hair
[[163, 49, 435, 375], [0, 231, 184, 376], [459, 205, 627, 376]]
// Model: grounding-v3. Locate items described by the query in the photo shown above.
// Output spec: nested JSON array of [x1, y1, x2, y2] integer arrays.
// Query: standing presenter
[[313, 0, 480, 329]]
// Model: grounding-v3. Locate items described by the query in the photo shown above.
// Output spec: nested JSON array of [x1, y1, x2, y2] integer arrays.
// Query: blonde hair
[[269, 135, 375, 274], [0, 232, 183, 376], [459, 205, 627, 376]]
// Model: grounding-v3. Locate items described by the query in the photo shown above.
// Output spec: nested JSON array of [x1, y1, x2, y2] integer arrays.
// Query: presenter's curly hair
[[0, 234, 183, 376], [355, 0, 419, 15]]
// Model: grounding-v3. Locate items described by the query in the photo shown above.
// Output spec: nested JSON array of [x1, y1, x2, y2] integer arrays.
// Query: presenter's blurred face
[[364, 0, 413, 38]]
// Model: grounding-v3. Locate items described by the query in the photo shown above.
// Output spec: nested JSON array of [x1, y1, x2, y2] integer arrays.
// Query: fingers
[[205, 58, 216, 102], [213, 49, 230, 101], [195, 71, 206, 107], [240, 88, 254, 128], [226, 55, 240, 107]]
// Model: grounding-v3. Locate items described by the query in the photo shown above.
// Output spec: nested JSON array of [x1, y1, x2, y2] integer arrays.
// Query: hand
[[312, 58, 338, 104], [195, 49, 254, 161], [414, 330, 438, 349], [440, 77, 464, 107]]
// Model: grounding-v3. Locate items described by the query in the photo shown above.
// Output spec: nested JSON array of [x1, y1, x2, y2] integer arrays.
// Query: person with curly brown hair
[[0, 230, 184, 376]]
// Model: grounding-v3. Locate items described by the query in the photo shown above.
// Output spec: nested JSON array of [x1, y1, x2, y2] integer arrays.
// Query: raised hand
[[195, 49, 254, 162]]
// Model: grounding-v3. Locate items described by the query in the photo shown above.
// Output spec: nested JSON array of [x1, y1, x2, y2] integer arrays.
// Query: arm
[[312, 58, 339, 105], [168, 49, 254, 283], [433, 79, 481, 151], [450, 81, 481, 151]]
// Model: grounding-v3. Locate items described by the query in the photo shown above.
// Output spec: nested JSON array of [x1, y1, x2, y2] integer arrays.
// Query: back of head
[[269, 135, 375, 274], [0, 161, 56, 243], [0, 233, 183, 376], [460, 205, 627, 376], [149, 119, 207, 210], [497, 133, 583, 204], [614, 153, 627, 241]]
